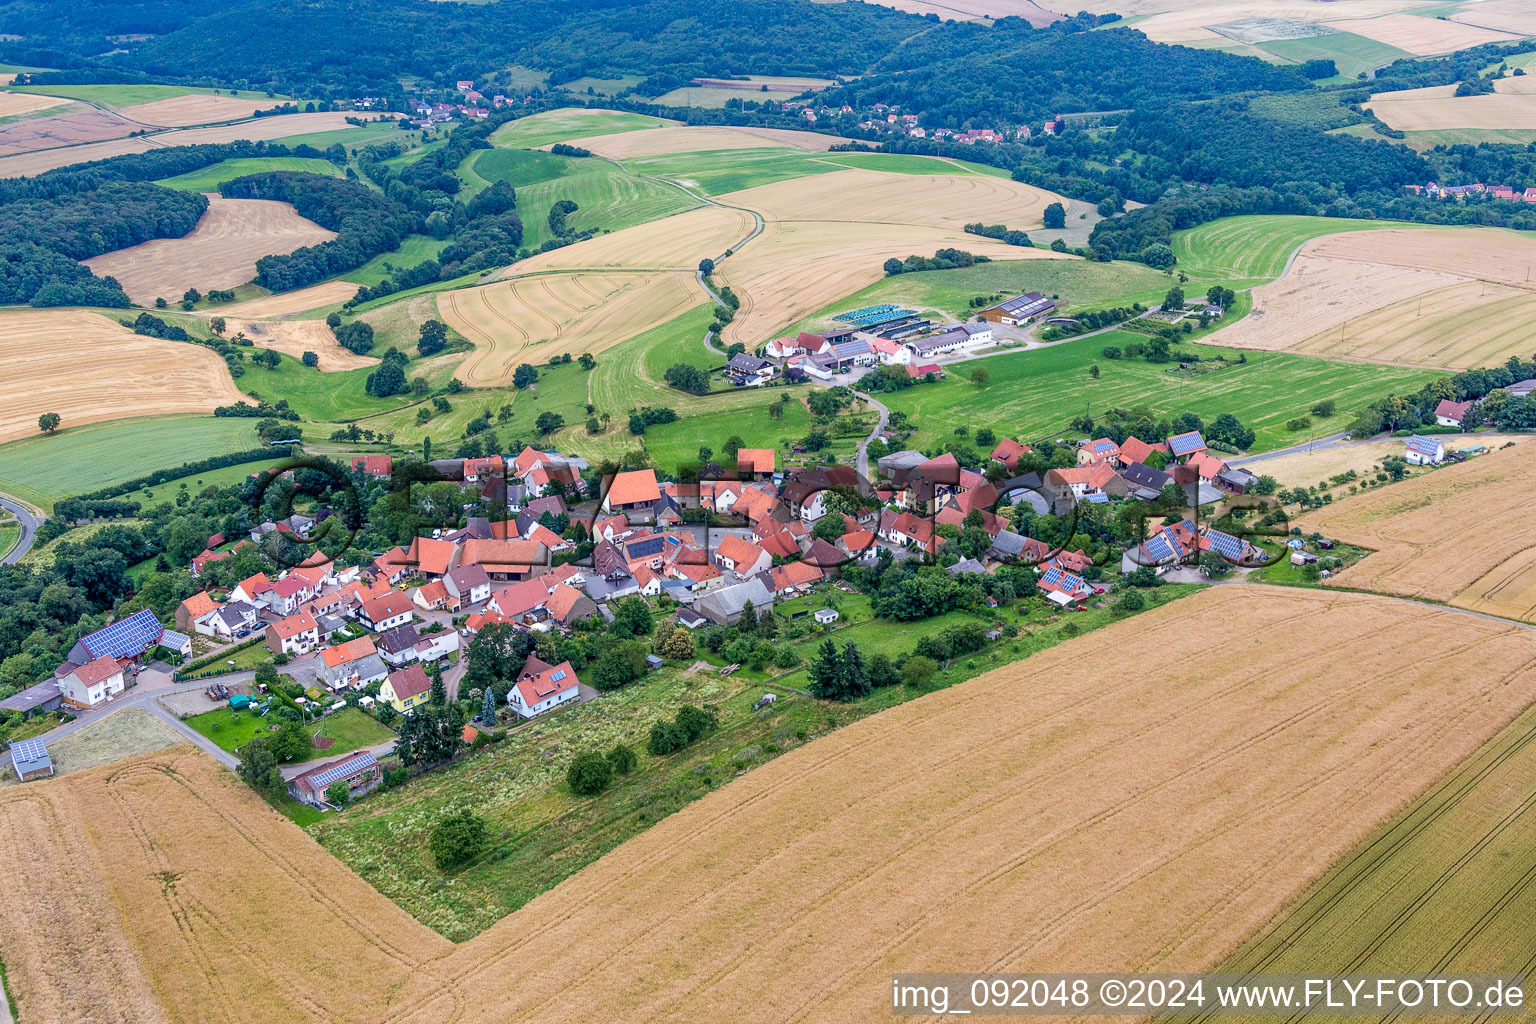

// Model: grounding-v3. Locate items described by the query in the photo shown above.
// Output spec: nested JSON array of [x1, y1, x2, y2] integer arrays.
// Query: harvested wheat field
[[1307, 227, 1536, 287], [1327, 12, 1516, 54], [571, 124, 848, 160], [117, 93, 274, 127], [13, 588, 1536, 1023], [0, 106, 135, 157], [723, 166, 1061, 228], [508, 204, 755, 275], [217, 280, 360, 318], [1452, 0, 1536, 36], [1366, 78, 1536, 131], [1297, 442, 1536, 614], [1121, 0, 1422, 42], [1247, 435, 1536, 492], [85, 194, 335, 306], [445, 271, 707, 383], [224, 318, 376, 371], [856, 0, 1061, 23], [0, 90, 69, 119], [0, 136, 151, 177], [0, 309, 242, 444]]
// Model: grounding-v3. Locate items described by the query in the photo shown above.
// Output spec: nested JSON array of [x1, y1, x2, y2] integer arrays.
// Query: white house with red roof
[[1077, 438, 1120, 466], [507, 654, 581, 719], [57, 655, 126, 709], [1434, 398, 1474, 427], [713, 534, 771, 578], [359, 592, 415, 633], [266, 611, 320, 656]]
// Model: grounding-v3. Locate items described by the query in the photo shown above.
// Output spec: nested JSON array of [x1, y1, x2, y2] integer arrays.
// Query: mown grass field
[[239, 354, 410, 423], [153, 156, 342, 191], [1184, 696, 1536, 995], [462, 147, 574, 193], [188, 705, 395, 757], [514, 162, 701, 248], [488, 108, 670, 150], [1171, 214, 1406, 286], [882, 333, 1441, 453], [1257, 31, 1413, 79], [342, 233, 450, 286], [9, 83, 287, 108], [622, 147, 987, 197], [126, 457, 291, 508], [0, 416, 259, 510], [309, 583, 1200, 941], [268, 119, 405, 152]]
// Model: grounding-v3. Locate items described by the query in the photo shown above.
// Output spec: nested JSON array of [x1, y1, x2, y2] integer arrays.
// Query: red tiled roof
[[715, 533, 767, 568], [1117, 436, 1165, 464], [769, 561, 823, 590], [269, 611, 318, 639], [321, 636, 377, 668], [406, 536, 458, 576], [179, 591, 220, 621], [737, 448, 775, 474], [514, 656, 579, 705], [71, 655, 122, 687], [544, 583, 586, 622], [605, 469, 661, 507], [990, 438, 1030, 467], [386, 663, 431, 701], [361, 592, 412, 622], [352, 455, 392, 476]]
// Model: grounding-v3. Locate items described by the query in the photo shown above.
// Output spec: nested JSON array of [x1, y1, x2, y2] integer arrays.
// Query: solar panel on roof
[[81, 609, 164, 660], [308, 752, 377, 789], [1205, 530, 1247, 560], [11, 738, 47, 763], [1145, 535, 1176, 562], [550, 670, 566, 682], [1168, 432, 1206, 456]]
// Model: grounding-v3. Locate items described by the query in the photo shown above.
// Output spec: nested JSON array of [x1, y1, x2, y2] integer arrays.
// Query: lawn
[[1186, 695, 1536, 994], [880, 334, 1441, 454], [9, 83, 291, 108], [309, 582, 1200, 940], [787, 255, 1176, 332], [181, 641, 273, 680], [154, 156, 342, 191], [269, 120, 407, 152], [0, 416, 260, 510], [488, 108, 671, 150], [514, 162, 700, 248], [342, 234, 451, 286], [624, 146, 842, 195], [239, 353, 413, 424], [188, 705, 394, 757], [126, 458, 292, 508], [0, 523, 17, 560], [1171, 214, 1406, 287], [642, 394, 813, 474]]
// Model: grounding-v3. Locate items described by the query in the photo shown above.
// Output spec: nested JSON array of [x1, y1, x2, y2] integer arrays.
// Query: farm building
[[736, 448, 775, 480], [9, 738, 52, 782], [507, 654, 581, 719], [1166, 431, 1208, 460], [904, 325, 985, 360], [351, 455, 392, 478], [1404, 434, 1445, 466], [829, 339, 876, 369], [288, 750, 382, 807], [695, 577, 775, 626], [0, 680, 63, 717], [56, 609, 186, 681], [727, 352, 775, 386], [602, 469, 662, 514], [979, 292, 1055, 325]]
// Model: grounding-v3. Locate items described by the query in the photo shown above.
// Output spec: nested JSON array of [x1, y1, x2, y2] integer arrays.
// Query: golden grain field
[[8, 588, 1536, 1023], [1366, 77, 1536, 131], [855, 0, 1061, 24], [1326, 12, 1517, 53], [0, 309, 244, 443], [84, 195, 335, 306], [508, 204, 756, 275], [442, 271, 708, 385], [1215, 228, 1536, 368], [1450, 0, 1536, 35], [1245, 436, 1536, 491], [1122, 0, 1421, 42], [1297, 442, 1536, 614], [117, 93, 276, 127], [216, 280, 361, 318], [0, 90, 69, 118]]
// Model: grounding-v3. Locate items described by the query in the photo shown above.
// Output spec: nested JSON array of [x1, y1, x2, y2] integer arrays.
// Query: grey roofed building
[[1119, 461, 1171, 493], [876, 449, 928, 482], [1505, 378, 1536, 397], [695, 576, 775, 626], [377, 624, 422, 657], [947, 557, 987, 575], [316, 613, 348, 637], [10, 737, 52, 781], [212, 601, 260, 635], [905, 329, 969, 357], [983, 291, 1055, 321], [659, 579, 697, 604], [0, 679, 62, 715], [728, 352, 772, 373], [1183, 481, 1224, 506], [677, 607, 708, 629], [988, 530, 1029, 559]]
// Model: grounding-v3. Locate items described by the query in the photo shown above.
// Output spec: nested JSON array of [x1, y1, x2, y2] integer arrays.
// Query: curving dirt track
[[6, 588, 1536, 1022]]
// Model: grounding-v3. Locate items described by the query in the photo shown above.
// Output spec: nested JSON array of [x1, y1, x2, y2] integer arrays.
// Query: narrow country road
[[853, 391, 891, 481], [0, 493, 40, 564]]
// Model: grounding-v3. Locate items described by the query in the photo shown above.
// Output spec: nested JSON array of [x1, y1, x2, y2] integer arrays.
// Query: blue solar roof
[[80, 609, 165, 660], [833, 339, 871, 357], [626, 537, 666, 558], [1405, 435, 1441, 456], [833, 303, 898, 323], [1168, 431, 1206, 456], [10, 738, 50, 775], [1040, 566, 1085, 591], [550, 669, 566, 682], [1083, 493, 1110, 503], [1088, 439, 1117, 455], [1204, 529, 1248, 561], [159, 629, 191, 651], [307, 751, 377, 789], [1144, 534, 1179, 563]]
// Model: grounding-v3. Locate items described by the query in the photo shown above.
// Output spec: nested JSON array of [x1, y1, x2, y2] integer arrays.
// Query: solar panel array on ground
[[834, 305, 919, 328]]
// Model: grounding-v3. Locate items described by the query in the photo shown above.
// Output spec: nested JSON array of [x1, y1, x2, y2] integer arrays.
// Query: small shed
[[10, 738, 53, 782], [229, 694, 252, 710], [645, 655, 665, 672], [814, 607, 839, 625]]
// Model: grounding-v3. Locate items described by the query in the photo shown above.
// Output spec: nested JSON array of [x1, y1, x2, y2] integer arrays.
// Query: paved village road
[[0, 493, 40, 564]]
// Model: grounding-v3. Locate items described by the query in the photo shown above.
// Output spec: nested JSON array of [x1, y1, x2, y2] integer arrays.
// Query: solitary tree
[[481, 686, 497, 723], [698, 257, 715, 275], [567, 751, 613, 796], [970, 366, 990, 388], [1042, 202, 1066, 229], [37, 412, 60, 434]]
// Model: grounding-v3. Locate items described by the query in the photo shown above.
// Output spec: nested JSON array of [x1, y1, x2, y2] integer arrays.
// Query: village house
[[879, 509, 937, 554], [377, 624, 424, 666], [736, 448, 776, 480], [380, 663, 432, 714], [266, 611, 320, 657], [695, 576, 775, 626], [767, 560, 824, 597], [351, 454, 392, 479], [713, 534, 772, 578], [443, 564, 492, 611], [727, 352, 776, 386], [209, 601, 260, 640], [989, 438, 1031, 472], [1037, 566, 1092, 607], [56, 656, 126, 709], [319, 637, 388, 691], [507, 654, 582, 719], [1404, 434, 1445, 466], [602, 469, 662, 515], [1077, 438, 1120, 466], [175, 591, 223, 636], [288, 750, 382, 807], [1434, 398, 1474, 428], [1116, 435, 1166, 467], [358, 592, 415, 633]]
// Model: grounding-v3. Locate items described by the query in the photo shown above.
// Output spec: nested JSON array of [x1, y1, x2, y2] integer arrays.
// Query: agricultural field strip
[[1297, 442, 1536, 616], [6, 588, 1536, 1023]]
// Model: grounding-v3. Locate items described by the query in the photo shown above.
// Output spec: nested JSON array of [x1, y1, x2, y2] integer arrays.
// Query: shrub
[[901, 655, 938, 688], [607, 744, 638, 776], [429, 811, 488, 870], [567, 751, 613, 796]]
